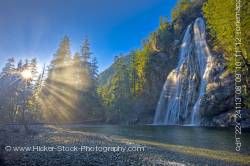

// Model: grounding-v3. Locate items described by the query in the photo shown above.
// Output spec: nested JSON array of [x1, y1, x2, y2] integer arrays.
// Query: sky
[[0, 0, 177, 72]]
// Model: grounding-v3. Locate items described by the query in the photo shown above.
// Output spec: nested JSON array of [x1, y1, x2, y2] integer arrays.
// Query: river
[[66, 125, 250, 154]]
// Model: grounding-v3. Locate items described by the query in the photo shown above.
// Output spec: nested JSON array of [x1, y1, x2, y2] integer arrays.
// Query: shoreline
[[0, 125, 249, 166]]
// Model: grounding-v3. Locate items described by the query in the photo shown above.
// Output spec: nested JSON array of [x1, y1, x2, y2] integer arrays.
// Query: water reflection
[[68, 125, 250, 154]]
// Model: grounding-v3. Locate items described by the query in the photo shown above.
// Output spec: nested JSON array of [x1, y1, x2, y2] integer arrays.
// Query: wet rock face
[[199, 54, 234, 117], [198, 53, 250, 127], [200, 110, 250, 128], [199, 52, 238, 127]]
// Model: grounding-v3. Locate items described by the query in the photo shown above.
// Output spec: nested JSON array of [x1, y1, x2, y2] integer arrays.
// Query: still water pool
[[66, 125, 250, 154]]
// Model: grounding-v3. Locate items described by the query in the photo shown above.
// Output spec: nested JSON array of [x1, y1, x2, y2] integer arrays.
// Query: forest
[[1, 0, 250, 165], [0, 0, 249, 126]]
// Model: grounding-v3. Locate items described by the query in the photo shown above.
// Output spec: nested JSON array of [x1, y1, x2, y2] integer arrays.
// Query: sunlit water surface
[[65, 125, 250, 154]]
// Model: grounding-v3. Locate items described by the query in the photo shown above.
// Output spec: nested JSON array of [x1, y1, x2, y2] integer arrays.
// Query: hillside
[[97, 0, 250, 127]]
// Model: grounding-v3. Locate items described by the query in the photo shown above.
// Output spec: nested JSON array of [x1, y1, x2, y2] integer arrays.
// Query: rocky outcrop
[[199, 53, 234, 116], [198, 50, 250, 128]]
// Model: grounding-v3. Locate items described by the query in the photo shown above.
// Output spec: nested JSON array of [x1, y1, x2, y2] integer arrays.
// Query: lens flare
[[21, 69, 32, 80]]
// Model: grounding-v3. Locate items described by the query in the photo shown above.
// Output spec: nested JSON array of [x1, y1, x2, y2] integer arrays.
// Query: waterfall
[[190, 18, 214, 125], [153, 17, 213, 125]]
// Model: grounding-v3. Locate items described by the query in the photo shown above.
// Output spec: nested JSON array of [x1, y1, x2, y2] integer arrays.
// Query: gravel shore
[[0, 125, 248, 166]]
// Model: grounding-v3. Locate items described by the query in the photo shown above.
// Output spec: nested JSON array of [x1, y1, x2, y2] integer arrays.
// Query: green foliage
[[171, 0, 204, 36], [241, 1, 250, 108], [203, 0, 250, 108], [97, 0, 206, 123], [172, 0, 192, 21], [241, 1, 250, 57], [43, 36, 103, 122], [203, 0, 250, 69], [0, 58, 42, 124], [98, 55, 133, 122], [147, 17, 175, 53], [132, 47, 151, 94], [203, 1, 235, 65], [98, 14, 180, 123]]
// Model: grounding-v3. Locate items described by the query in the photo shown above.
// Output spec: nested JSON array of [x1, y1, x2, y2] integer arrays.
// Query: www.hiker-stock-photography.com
[[0, 0, 249, 166]]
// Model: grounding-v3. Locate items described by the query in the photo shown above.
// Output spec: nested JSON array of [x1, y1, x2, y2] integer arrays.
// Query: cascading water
[[153, 17, 214, 125], [190, 18, 214, 125]]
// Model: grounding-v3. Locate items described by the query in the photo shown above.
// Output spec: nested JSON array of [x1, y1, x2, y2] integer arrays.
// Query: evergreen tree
[[48, 36, 71, 84], [80, 38, 92, 90], [77, 38, 103, 119], [81, 38, 92, 63], [0, 58, 16, 122], [43, 36, 75, 122], [90, 57, 99, 89], [2, 58, 15, 76], [72, 52, 82, 89], [29, 58, 38, 84], [17, 60, 23, 72], [0, 58, 40, 126]]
